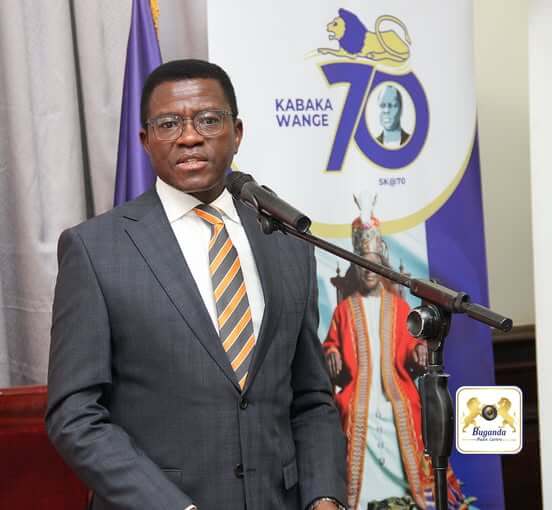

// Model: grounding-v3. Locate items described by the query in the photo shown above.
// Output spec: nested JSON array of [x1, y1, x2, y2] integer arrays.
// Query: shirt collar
[[156, 177, 241, 225]]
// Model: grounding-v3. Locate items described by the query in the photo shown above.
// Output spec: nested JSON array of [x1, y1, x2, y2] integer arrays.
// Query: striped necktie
[[194, 204, 256, 390]]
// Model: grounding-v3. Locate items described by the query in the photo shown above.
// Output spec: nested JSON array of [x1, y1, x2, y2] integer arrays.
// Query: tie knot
[[194, 204, 224, 226]]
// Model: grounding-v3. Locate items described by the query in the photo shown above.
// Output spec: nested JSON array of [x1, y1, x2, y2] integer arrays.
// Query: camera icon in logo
[[481, 404, 498, 421]]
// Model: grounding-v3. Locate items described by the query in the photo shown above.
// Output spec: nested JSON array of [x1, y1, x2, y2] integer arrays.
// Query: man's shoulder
[[334, 293, 358, 315], [339, 289, 408, 309], [65, 189, 160, 239]]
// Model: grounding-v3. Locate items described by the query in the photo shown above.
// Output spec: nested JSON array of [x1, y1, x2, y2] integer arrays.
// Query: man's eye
[[201, 115, 221, 126], [159, 120, 178, 129]]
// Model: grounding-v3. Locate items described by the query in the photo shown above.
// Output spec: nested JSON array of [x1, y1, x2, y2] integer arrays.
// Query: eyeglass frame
[[145, 109, 236, 140]]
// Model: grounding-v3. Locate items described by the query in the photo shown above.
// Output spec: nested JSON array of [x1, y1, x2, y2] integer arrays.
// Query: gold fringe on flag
[[149, 0, 160, 38]]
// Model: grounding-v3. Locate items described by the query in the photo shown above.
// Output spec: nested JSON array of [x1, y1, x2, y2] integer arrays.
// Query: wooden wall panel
[[493, 325, 541, 509]]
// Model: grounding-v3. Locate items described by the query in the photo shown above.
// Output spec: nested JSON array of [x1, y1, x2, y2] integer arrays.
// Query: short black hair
[[140, 59, 238, 128], [378, 84, 403, 112]]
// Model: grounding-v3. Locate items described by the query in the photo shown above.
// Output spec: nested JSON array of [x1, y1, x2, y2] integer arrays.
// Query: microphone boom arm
[[253, 208, 512, 332]]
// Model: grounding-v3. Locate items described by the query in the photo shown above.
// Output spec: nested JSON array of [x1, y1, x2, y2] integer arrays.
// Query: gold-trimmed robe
[[324, 290, 466, 509]]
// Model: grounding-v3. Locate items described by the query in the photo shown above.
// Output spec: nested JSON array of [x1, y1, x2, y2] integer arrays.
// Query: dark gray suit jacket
[[376, 128, 410, 146], [46, 189, 346, 510]]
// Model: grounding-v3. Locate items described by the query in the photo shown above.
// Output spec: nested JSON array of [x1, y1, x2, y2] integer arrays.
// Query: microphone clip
[[258, 214, 280, 235]]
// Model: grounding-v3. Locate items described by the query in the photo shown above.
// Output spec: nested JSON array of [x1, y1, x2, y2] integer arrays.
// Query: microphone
[[225, 171, 312, 233]]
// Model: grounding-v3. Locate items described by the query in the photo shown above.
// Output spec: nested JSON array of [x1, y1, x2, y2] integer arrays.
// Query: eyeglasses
[[146, 110, 234, 140]]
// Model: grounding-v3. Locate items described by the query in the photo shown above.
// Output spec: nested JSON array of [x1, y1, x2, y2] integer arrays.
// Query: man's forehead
[[379, 86, 399, 103], [146, 78, 231, 118], [151, 78, 225, 100]]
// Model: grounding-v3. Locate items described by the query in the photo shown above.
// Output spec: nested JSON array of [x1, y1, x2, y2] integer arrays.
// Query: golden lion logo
[[462, 396, 517, 432], [462, 397, 481, 432], [317, 8, 411, 67], [497, 397, 516, 432]]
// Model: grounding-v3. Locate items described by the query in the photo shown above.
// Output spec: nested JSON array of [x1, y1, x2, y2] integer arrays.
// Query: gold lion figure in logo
[[497, 397, 516, 432], [318, 8, 411, 66], [462, 397, 481, 432]]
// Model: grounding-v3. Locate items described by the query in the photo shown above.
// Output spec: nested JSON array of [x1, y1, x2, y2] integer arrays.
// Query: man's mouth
[[176, 156, 208, 171]]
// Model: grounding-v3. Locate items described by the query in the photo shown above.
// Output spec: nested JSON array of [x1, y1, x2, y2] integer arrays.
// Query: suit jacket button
[[239, 397, 248, 410], [234, 463, 244, 478]]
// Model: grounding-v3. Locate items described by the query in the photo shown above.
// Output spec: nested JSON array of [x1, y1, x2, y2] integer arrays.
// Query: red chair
[[0, 385, 89, 509]]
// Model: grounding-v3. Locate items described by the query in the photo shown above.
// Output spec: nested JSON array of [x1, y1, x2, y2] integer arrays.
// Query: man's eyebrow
[[152, 107, 227, 117], [151, 111, 180, 118]]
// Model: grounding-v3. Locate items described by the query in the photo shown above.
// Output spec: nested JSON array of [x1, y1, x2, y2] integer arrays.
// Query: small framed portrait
[[365, 82, 416, 149]]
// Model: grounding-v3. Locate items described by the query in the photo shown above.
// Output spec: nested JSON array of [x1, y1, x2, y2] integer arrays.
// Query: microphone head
[[225, 171, 254, 198]]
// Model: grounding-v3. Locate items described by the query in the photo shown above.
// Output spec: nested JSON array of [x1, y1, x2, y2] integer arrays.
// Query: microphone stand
[[252, 209, 512, 510]]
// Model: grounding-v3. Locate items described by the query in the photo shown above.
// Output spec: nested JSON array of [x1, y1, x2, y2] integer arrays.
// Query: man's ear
[[233, 118, 243, 154], [139, 128, 151, 155]]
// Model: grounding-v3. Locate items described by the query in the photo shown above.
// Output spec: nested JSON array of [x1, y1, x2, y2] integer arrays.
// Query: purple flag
[[114, 0, 162, 206]]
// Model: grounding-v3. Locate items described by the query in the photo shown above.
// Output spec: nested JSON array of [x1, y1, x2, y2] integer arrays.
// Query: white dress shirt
[[156, 178, 265, 340]]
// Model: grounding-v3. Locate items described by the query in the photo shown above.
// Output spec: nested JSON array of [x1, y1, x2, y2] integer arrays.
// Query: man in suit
[[375, 85, 410, 148], [46, 59, 346, 510]]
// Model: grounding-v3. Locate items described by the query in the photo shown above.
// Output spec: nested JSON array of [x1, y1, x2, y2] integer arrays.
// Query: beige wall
[[474, 0, 534, 326]]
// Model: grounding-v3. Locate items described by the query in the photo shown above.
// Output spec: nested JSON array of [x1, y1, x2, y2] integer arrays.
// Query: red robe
[[323, 289, 467, 509]]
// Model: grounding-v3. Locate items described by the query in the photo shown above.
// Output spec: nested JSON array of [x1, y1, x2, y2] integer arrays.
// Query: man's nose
[[176, 119, 204, 145]]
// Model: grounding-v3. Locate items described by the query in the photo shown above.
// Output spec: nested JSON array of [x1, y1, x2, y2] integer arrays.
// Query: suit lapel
[[122, 190, 241, 391], [235, 201, 283, 393]]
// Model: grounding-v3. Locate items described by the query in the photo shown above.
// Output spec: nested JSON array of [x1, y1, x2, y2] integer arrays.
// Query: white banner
[[208, 2, 501, 508]]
